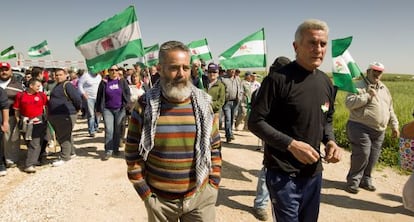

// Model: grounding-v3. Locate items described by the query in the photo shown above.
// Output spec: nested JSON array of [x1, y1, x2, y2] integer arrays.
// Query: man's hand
[[367, 87, 377, 99], [1, 122, 9, 133], [287, 140, 320, 164], [324, 141, 342, 163], [391, 129, 400, 139]]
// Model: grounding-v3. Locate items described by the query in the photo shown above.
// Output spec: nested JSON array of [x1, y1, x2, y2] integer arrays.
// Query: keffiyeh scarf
[[138, 83, 213, 188]]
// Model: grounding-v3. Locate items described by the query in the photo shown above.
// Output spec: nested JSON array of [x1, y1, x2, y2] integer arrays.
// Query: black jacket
[[5, 77, 24, 116], [248, 61, 336, 177], [0, 87, 9, 129]]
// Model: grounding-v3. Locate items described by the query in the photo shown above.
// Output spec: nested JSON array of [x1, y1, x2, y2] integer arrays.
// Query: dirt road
[[1, 118, 413, 221]]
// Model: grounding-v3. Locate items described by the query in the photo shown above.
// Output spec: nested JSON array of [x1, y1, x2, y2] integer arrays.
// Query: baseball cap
[[125, 64, 134, 70], [368, 62, 384, 72], [272, 56, 291, 70], [207, 63, 219, 72], [0, 62, 11, 69], [245, 71, 252, 76]]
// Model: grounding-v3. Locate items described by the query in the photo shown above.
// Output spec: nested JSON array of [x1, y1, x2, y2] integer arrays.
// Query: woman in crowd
[[128, 71, 146, 104], [47, 68, 82, 167], [96, 65, 131, 161], [118, 71, 146, 148]]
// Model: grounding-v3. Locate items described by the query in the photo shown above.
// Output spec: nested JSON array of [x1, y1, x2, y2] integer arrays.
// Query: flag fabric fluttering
[[219, 28, 266, 69], [0, 46, 17, 60], [75, 6, 144, 74], [188, 38, 212, 62], [139, 44, 159, 67], [332, 36, 362, 93], [28, 40, 51, 58], [196, 66, 205, 89]]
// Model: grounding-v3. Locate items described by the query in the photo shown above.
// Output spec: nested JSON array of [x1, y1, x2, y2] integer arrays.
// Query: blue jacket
[[48, 81, 83, 115]]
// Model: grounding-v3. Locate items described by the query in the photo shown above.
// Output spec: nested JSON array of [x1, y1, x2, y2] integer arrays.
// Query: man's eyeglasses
[[109, 69, 118, 72]]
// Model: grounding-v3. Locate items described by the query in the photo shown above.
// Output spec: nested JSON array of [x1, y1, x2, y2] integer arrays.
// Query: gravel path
[[1, 118, 414, 221]]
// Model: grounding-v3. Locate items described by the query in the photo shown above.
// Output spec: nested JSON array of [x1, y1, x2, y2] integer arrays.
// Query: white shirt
[[0, 78, 11, 89], [251, 80, 261, 93]]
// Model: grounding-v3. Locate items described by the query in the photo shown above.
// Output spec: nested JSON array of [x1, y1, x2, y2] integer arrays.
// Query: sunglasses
[[109, 69, 118, 72]]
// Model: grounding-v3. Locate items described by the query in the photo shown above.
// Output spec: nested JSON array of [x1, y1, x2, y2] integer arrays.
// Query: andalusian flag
[[0, 46, 17, 60], [28, 40, 51, 58], [144, 44, 159, 67], [188, 38, 212, 62], [137, 44, 159, 67], [75, 6, 144, 73], [219, 28, 266, 69], [332, 36, 362, 93]]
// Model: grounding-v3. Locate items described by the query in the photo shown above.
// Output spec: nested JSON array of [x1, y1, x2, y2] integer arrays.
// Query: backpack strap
[[63, 81, 71, 101]]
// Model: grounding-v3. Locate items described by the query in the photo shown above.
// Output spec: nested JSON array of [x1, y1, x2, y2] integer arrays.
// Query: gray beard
[[160, 79, 192, 102]]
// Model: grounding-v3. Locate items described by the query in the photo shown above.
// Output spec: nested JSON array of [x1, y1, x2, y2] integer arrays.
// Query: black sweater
[[248, 61, 336, 177]]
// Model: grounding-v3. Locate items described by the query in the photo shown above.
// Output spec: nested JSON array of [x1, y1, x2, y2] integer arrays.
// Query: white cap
[[368, 62, 385, 72]]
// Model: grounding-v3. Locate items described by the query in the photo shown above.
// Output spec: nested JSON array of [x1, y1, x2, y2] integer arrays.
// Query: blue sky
[[2, 0, 413, 74]]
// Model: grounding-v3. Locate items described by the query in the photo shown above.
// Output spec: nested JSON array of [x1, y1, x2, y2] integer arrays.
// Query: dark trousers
[[25, 123, 46, 167], [346, 120, 385, 187], [266, 170, 322, 222], [0, 131, 5, 170], [48, 114, 77, 160]]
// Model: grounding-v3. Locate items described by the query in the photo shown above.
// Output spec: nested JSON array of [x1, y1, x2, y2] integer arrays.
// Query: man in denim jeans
[[249, 19, 342, 222], [252, 56, 292, 221], [221, 69, 242, 143], [78, 71, 102, 137]]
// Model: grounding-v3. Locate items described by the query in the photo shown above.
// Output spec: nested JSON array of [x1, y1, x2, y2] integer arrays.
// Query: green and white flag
[[28, 40, 51, 58], [75, 6, 144, 73], [332, 36, 362, 93], [219, 28, 266, 69], [188, 38, 212, 62], [0, 46, 17, 60], [143, 44, 159, 67]]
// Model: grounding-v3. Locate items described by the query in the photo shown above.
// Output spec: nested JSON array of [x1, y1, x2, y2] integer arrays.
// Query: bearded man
[[125, 41, 222, 222]]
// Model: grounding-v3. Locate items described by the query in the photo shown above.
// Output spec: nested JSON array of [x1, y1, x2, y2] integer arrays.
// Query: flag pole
[[360, 72, 370, 86], [49, 53, 57, 68], [263, 28, 268, 74], [353, 58, 370, 86], [197, 65, 205, 90], [142, 53, 153, 88], [17, 52, 24, 68]]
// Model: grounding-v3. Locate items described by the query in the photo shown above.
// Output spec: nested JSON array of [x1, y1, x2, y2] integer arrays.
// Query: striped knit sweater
[[125, 94, 222, 200]]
